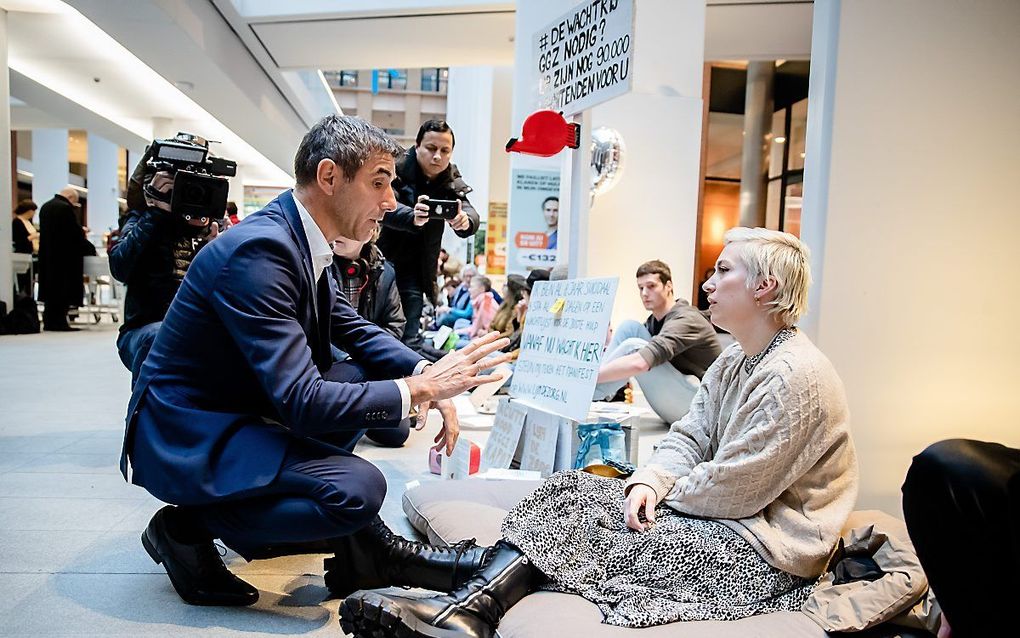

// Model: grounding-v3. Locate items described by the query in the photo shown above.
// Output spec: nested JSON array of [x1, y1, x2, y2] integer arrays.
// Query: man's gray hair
[[294, 115, 401, 185]]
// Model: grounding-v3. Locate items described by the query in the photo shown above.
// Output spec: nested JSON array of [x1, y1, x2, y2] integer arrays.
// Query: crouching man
[[121, 115, 511, 606]]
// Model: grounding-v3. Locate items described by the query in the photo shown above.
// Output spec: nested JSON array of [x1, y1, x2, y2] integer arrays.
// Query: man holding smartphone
[[377, 119, 480, 350]]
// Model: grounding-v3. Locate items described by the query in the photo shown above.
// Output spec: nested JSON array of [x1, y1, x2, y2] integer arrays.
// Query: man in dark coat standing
[[38, 187, 86, 331], [377, 120, 480, 348]]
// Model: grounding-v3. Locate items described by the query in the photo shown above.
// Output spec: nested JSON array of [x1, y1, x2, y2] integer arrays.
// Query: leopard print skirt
[[501, 470, 815, 628]]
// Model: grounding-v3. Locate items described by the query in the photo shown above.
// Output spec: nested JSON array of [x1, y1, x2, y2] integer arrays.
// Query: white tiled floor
[[0, 325, 668, 637]]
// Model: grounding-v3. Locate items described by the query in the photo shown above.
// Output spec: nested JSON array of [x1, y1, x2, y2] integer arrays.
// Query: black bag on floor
[[0, 293, 41, 334]]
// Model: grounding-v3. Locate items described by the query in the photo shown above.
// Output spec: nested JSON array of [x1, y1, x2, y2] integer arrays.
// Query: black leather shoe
[[141, 506, 259, 606], [324, 517, 491, 599], [339, 540, 535, 638]]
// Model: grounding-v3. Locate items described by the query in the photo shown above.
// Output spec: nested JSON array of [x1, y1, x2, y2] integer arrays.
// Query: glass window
[[765, 178, 783, 229], [421, 68, 449, 93], [787, 98, 807, 172], [322, 70, 358, 87], [768, 108, 786, 179], [782, 181, 803, 237]]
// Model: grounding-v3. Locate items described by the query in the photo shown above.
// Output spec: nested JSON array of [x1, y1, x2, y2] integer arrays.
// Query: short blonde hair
[[723, 227, 811, 327]]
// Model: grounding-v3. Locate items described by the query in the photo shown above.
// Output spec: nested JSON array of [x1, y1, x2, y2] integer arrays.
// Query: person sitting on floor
[[339, 227, 859, 638], [593, 259, 722, 423], [454, 275, 498, 346]]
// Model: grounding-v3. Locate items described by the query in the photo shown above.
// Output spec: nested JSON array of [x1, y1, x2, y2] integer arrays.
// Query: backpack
[[0, 293, 41, 334]]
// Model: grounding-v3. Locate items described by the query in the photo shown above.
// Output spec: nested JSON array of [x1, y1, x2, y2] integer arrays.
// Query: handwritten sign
[[518, 404, 565, 477], [533, 0, 635, 116], [480, 399, 528, 471], [510, 277, 618, 421]]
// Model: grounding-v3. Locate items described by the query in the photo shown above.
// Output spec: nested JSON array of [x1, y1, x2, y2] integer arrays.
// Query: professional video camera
[[142, 132, 237, 223]]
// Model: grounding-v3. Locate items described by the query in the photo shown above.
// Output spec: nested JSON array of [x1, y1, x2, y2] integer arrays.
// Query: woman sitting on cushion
[[340, 228, 859, 638]]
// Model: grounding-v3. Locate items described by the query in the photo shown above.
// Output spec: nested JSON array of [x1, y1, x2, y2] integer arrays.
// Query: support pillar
[[86, 133, 119, 242], [0, 9, 13, 309], [738, 61, 775, 228], [444, 66, 496, 267], [31, 129, 69, 208]]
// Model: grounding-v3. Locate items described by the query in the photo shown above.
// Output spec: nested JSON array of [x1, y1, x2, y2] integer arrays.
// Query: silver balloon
[[590, 127, 625, 202]]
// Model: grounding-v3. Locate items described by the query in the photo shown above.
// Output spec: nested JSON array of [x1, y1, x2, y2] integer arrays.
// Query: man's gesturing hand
[[405, 331, 513, 406]]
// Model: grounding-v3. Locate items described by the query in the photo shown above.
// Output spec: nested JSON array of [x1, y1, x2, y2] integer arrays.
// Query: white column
[[0, 9, 12, 309], [588, 0, 706, 321], [798, 0, 840, 342], [228, 164, 245, 217], [444, 66, 496, 267], [508, 0, 579, 276], [31, 129, 69, 207], [86, 133, 120, 241]]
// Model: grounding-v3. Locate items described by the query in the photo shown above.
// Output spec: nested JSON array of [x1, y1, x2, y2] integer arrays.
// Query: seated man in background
[[330, 231, 412, 448], [593, 259, 722, 423], [454, 275, 498, 347], [435, 264, 476, 328]]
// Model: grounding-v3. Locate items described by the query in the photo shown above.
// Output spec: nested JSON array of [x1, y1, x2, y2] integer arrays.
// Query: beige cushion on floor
[[402, 480, 929, 638]]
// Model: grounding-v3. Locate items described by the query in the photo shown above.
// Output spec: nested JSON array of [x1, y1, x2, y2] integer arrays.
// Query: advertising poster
[[485, 201, 507, 275], [506, 168, 560, 273]]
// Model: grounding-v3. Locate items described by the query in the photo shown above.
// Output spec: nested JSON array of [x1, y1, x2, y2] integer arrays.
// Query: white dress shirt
[[292, 191, 426, 419]]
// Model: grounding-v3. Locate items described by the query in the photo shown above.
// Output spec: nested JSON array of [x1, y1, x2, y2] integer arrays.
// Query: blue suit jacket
[[120, 190, 423, 505]]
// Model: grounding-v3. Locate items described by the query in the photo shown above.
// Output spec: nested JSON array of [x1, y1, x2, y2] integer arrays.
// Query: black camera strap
[[142, 181, 173, 205]]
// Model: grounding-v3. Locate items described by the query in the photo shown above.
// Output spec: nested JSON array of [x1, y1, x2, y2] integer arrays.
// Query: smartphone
[[424, 198, 459, 220]]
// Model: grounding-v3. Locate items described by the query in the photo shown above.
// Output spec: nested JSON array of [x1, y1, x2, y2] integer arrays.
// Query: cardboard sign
[[533, 0, 635, 116], [518, 404, 565, 477], [480, 399, 528, 471], [510, 277, 618, 421]]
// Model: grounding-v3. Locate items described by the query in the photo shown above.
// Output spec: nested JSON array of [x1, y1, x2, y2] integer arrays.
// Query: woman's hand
[[624, 484, 658, 532]]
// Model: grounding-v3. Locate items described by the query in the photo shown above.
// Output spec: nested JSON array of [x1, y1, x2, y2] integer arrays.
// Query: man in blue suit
[[121, 115, 510, 606]]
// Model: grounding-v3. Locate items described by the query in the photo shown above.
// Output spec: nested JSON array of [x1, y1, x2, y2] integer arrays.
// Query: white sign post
[[533, 0, 635, 117], [510, 277, 618, 421]]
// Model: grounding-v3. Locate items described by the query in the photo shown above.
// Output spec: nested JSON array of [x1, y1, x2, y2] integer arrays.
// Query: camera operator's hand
[[144, 171, 174, 213], [448, 200, 471, 232], [404, 331, 512, 406], [412, 195, 430, 227]]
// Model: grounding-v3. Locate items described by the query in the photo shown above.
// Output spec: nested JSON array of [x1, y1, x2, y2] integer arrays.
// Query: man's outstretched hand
[[405, 331, 512, 407]]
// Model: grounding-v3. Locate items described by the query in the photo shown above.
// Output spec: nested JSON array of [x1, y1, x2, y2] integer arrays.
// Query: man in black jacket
[[38, 188, 87, 331], [330, 232, 412, 448], [377, 120, 479, 348], [109, 165, 220, 384]]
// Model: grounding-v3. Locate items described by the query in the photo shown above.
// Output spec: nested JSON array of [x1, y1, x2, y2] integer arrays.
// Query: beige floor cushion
[[402, 480, 929, 638]]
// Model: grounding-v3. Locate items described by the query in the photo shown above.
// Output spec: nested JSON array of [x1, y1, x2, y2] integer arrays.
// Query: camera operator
[[109, 137, 231, 385], [377, 120, 479, 351]]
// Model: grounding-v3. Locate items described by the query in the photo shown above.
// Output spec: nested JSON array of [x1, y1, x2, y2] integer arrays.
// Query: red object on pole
[[505, 110, 581, 157]]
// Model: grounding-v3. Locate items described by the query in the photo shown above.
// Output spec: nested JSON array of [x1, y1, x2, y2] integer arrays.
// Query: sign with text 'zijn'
[[533, 0, 635, 116], [510, 277, 618, 421]]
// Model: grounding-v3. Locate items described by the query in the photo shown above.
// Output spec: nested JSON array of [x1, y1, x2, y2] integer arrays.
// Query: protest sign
[[518, 404, 565, 477], [510, 277, 618, 421], [533, 0, 635, 116], [480, 399, 528, 471]]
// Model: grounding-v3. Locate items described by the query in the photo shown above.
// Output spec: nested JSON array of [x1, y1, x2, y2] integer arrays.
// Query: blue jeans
[[593, 320, 700, 424], [117, 321, 162, 387]]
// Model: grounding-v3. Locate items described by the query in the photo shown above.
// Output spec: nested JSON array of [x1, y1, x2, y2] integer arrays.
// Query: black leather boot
[[141, 506, 259, 606], [338, 540, 536, 638], [324, 517, 492, 599]]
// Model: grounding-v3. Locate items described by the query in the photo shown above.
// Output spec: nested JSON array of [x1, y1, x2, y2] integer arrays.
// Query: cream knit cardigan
[[626, 330, 859, 578]]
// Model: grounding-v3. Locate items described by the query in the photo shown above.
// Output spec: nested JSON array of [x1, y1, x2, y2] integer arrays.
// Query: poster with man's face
[[506, 168, 560, 273]]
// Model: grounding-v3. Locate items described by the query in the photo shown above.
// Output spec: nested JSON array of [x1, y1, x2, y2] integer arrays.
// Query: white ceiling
[[2, 0, 813, 185]]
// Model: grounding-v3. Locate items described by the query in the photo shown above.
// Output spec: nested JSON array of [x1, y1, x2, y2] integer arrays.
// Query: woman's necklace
[[743, 327, 797, 375]]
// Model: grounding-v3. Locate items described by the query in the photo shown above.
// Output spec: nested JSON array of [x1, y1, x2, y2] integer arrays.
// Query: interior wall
[[587, 0, 706, 324], [814, 0, 1020, 514]]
